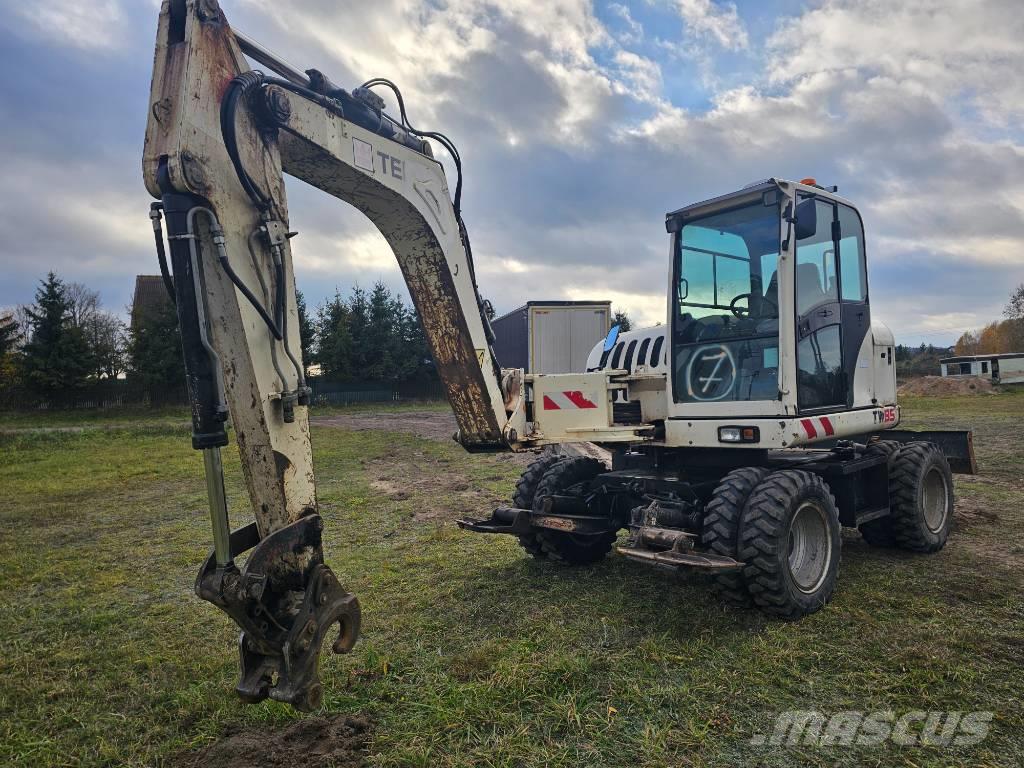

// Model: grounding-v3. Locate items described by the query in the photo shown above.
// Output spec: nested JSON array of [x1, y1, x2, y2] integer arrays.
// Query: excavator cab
[[664, 178, 876, 419]]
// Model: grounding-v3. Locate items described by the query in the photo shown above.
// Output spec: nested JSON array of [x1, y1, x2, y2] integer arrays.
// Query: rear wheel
[[701, 467, 769, 606], [889, 442, 953, 553], [858, 440, 902, 547], [531, 457, 616, 565], [738, 470, 841, 620], [513, 453, 564, 559]]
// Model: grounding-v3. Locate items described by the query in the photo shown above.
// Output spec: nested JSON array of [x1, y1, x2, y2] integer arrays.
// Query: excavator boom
[[144, 2, 511, 459], [143, 0, 644, 709], [143, 0, 517, 710]]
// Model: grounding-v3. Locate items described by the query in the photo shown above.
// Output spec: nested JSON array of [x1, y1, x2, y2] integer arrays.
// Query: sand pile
[[898, 376, 994, 396]]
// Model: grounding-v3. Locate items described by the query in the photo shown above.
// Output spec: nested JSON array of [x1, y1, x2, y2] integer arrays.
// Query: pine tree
[[612, 309, 633, 332], [295, 289, 315, 370], [365, 282, 403, 380], [0, 313, 19, 394], [313, 283, 436, 384], [314, 292, 354, 380], [21, 272, 95, 396], [0, 313, 18, 356], [127, 298, 185, 390]]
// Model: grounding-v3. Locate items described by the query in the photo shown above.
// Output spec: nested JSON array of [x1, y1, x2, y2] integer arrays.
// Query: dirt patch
[[174, 714, 371, 768], [954, 503, 1000, 529], [898, 376, 994, 396], [315, 408, 613, 524], [366, 454, 505, 523], [314, 410, 458, 442]]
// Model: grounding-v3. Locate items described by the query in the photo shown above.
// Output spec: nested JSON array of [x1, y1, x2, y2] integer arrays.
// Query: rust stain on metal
[[532, 515, 577, 532], [277, 141, 505, 448]]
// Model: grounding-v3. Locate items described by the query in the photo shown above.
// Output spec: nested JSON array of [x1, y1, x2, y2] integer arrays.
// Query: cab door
[[794, 198, 871, 412], [794, 198, 846, 411], [835, 203, 871, 405]]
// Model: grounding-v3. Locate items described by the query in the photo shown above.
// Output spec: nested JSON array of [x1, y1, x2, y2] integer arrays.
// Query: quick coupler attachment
[[194, 515, 361, 711]]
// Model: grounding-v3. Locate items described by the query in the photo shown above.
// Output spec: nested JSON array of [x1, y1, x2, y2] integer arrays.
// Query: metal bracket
[[195, 515, 361, 711]]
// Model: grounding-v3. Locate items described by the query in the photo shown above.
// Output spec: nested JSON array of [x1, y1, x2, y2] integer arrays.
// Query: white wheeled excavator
[[143, 1, 976, 711]]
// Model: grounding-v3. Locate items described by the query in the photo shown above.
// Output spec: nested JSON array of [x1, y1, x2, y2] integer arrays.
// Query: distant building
[[939, 353, 1024, 384], [131, 275, 173, 329]]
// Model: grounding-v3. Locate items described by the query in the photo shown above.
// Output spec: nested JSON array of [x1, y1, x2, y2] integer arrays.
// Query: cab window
[[795, 199, 838, 315], [673, 198, 781, 403], [837, 204, 867, 302]]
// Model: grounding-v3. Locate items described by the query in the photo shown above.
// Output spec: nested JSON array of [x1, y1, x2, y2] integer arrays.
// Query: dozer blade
[[616, 545, 743, 572], [195, 515, 361, 711]]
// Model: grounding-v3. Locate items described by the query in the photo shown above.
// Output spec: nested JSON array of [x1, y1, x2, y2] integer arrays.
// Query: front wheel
[[531, 457, 616, 565], [738, 470, 841, 620], [512, 453, 565, 559], [702, 467, 769, 606]]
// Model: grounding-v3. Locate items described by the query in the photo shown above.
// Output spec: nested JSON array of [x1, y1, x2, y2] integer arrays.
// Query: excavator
[[143, 1, 976, 712]]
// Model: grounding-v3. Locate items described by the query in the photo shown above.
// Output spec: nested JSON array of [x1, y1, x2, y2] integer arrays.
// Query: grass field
[[1, 392, 1022, 767]]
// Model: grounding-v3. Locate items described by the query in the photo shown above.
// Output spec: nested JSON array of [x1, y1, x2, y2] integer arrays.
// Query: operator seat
[[796, 262, 828, 314]]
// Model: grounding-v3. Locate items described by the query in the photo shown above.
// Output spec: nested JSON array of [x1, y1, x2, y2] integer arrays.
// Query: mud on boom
[[144, 1, 975, 711]]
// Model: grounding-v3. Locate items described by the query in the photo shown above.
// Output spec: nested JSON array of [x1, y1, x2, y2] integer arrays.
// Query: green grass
[[1, 397, 1023, 767], [0, 399, 449, 430]]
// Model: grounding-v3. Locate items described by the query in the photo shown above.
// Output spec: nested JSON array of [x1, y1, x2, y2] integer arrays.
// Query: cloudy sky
[[1, 0, 1022, 345]]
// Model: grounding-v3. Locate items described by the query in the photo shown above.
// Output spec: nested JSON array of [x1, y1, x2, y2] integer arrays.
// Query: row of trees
[[2, 266, 636, 405], [308, 282, 435, 382], [894, 344, 954, 379], [0, 273, 140, 399], [0, 273, 439, 405], [953, 284, 1024, 355]]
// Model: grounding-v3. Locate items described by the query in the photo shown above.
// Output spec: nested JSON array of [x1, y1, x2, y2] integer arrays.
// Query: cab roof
[[664, 178, 858, 233]]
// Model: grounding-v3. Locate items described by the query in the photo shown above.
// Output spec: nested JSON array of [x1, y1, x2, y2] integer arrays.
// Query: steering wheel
[[729, 293, 752, 318], [730, 292, 778, 318]]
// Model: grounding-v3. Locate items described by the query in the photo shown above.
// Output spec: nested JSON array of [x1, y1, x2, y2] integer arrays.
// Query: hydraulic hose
[[220, 71, 273, 211], [149, 203, 176, 304]]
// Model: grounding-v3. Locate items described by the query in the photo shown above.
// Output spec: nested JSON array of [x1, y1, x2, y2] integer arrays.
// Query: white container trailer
[[492, 301, 612, 374]]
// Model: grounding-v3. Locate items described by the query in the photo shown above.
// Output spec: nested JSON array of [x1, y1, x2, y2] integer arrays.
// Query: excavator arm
[[143, 0, 644, 710], [143, 0, 523, 711]]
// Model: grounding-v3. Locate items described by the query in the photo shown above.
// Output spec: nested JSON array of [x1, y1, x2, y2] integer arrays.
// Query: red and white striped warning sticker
[[800, 416, 835, 439], [542, 391, 599, 410]]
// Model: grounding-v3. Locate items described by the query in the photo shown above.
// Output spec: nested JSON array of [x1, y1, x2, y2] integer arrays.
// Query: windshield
[[673, 199, 781, 403]]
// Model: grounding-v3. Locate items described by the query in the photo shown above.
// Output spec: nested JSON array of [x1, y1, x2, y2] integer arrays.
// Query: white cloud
[[612, 50, 663, 103], [767, 0, 1024, 128], [672, 0, 748, 50], [608, 3, 644, 44], [8, 0, 128, 51], [291, 230, 399, 277], [565, 286, 666, 327]]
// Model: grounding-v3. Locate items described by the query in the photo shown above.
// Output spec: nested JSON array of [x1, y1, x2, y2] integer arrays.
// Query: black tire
[[889, 442, 954, 553], [701, 467, 769, 606], [738, 470, 841, 620], [513, 453, 564, 559], [858, 440, 902, 547], [531, 457, 615, 565]]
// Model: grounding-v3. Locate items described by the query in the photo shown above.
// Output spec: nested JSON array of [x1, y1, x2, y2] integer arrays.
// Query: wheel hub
[[787, 501, 832, 594], [922, 466, 950, 533]]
